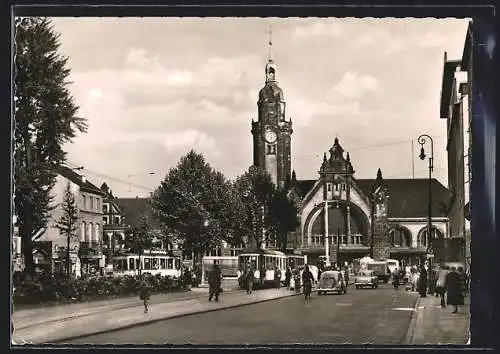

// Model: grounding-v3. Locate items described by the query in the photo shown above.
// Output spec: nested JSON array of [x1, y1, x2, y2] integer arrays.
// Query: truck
[[367, 261, 390, 283]]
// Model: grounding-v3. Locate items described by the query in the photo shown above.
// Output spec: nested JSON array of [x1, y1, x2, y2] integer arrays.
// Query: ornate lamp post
[[417, 134, 434, 263]]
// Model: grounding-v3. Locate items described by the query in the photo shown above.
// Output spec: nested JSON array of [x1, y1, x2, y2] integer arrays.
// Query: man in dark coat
[[417, 264, 428, 297], [208, 263, 222, 302], [446, 266, 465, 313], [245, 264, 254, 294]]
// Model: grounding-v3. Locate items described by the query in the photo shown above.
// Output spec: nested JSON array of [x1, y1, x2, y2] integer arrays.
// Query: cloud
[[327, 72, 380, 100], [293, 22, 344, 39], [162, 129, 219, 157], [418, 31, 447, 47]]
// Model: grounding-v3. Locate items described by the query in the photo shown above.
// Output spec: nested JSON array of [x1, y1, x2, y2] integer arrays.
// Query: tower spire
[[268, 23, 273, 62]]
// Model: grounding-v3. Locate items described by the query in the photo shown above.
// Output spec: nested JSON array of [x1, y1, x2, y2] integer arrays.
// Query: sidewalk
[[13, 288, 237, 331], [13, 287, 301, 344], [405, 294, 470, 345]]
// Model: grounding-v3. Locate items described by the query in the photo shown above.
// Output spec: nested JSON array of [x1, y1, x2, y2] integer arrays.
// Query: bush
[[12, 273, 185, 307]]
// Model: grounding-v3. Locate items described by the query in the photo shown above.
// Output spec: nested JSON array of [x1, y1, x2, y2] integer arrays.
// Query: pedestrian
[[285, 266, 292, 289], [274, 265, 282, 289], [435, 264, 448, 307], [245, 263, 254, 294], [183, 267, 192, 290], [417, 264, 427, 297], [446, 266, 464, 313], [302, 264, 314, 300], [427, 265, 437, 295], [392, 267, 400, 289], [208, 263, 222, 302], [139, 279, 151, 314], [457, 266, 467, 301]]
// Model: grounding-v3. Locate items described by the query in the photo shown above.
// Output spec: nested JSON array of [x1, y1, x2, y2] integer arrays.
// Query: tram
[[111, 253, 182, 278], [237, 249, 287, 288], [237, 249, 307, 289]]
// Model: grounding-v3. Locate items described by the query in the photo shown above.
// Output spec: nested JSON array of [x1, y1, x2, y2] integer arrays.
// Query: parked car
[[317, 270, 347, 295], [354, 269, 378, 289]]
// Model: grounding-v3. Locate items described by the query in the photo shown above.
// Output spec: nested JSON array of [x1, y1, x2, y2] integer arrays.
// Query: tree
[[55, 182, 79, 278], [232, 166, 276, 250], [14, 17, 87, 275], [269, 188, 300, 253], [151, 150, 238, 264], [124, 214, 154, 276]]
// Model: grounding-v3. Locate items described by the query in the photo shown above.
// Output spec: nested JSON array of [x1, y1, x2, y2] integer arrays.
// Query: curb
[[403, 295, 422, 345], [15, 289, 242, 331], [48, 290, 307, 344]]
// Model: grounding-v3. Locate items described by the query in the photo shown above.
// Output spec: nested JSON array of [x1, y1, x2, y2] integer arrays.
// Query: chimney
[[81, 175, 87, 183]]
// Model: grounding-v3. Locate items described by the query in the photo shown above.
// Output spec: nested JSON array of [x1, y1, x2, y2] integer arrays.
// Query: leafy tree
[[124, 214, 154, 276], [55, 182, 79, 277], [14, 17, 87, 275], [232, 166, 276, 250], [269, 188, 300, 253], [151, 150, 238, 264]]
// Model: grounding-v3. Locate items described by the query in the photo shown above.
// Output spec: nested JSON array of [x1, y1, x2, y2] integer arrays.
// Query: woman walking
[[446, 266, 465, 313]]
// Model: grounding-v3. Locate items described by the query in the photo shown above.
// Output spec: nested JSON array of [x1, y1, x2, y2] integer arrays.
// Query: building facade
[[35, 166, 105, 276], [289, 138, 451, 268], [439, 21, 473, 267]]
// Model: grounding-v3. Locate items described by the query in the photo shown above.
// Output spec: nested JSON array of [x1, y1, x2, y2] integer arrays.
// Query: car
[[317, 270, 347, 295], [354, 269, 378, 289]]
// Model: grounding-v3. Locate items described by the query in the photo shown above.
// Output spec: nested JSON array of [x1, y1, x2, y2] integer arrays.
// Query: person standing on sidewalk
[[274, 265, 282, 289], [208, 263, 222, 302], [285, 266, 292, 289], [435, 265, 449, 308], [245, 263, 254, 294], [139, 279, 151, 314], [417, 264, 428, 298], [445, 266, 464, 313]]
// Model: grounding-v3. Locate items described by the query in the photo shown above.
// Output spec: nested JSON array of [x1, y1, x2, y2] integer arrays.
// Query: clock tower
[[251, 28, 293, 189]]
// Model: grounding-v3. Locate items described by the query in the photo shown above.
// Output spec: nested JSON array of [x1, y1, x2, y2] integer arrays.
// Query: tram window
[[160, 258, 166, 269], [167, 258, 173, 269], [144, 258, 151, 270], [175, 259, 180, 270], [129, 258, 135, 270], [153, 258, 159, 269], [136, 259, 140, 270]]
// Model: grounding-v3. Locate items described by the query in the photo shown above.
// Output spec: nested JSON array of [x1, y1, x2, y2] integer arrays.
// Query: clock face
[[265, 129, 277, 143]]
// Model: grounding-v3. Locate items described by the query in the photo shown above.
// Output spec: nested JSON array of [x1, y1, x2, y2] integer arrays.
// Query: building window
[[342, 184, 346, 191], [114, 216, 121, 225], [82, 195, 87, 210], [103, 203, 108, 213], [95, 223, 100, 243], [81, 221, 86, 242], [266, 144, 276, 155], [88, 222, 94, 244], [327, 183, 332, 192], [335, 184, 339, 191], [103, 216, 109, 225]]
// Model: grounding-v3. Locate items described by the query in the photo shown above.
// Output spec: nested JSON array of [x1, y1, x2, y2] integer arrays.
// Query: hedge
[[12, 272, 184, 307]]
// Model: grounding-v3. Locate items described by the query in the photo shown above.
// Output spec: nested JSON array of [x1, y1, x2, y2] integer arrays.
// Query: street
[[67, 284, 418, 345]]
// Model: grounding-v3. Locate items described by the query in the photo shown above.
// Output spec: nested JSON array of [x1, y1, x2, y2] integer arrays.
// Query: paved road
[[67, 284, 418, 345]]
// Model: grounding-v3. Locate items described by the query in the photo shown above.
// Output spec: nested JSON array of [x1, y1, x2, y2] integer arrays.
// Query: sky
[[49, 17, 470, 198]]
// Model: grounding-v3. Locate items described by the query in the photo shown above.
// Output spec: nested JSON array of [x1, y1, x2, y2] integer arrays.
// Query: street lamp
[[417, 134, 434, 263]]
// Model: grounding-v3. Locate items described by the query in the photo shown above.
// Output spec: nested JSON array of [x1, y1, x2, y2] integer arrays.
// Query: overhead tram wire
[[65, 161, 154, 192], [293, 135, 446, 160]]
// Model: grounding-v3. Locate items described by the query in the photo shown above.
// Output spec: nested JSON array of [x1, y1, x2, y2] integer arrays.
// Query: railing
[[307, 234, 365, 247]]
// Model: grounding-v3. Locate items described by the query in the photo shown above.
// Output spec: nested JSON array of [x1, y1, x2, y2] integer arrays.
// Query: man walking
[[208, 263, 222, 302], [245, 263, 254, 294], [274, 265, 282, 289]]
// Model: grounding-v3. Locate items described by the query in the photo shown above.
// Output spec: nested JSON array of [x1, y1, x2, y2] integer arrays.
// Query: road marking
[[336, 303, 353, 306], [390, 307, 416, 311]]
